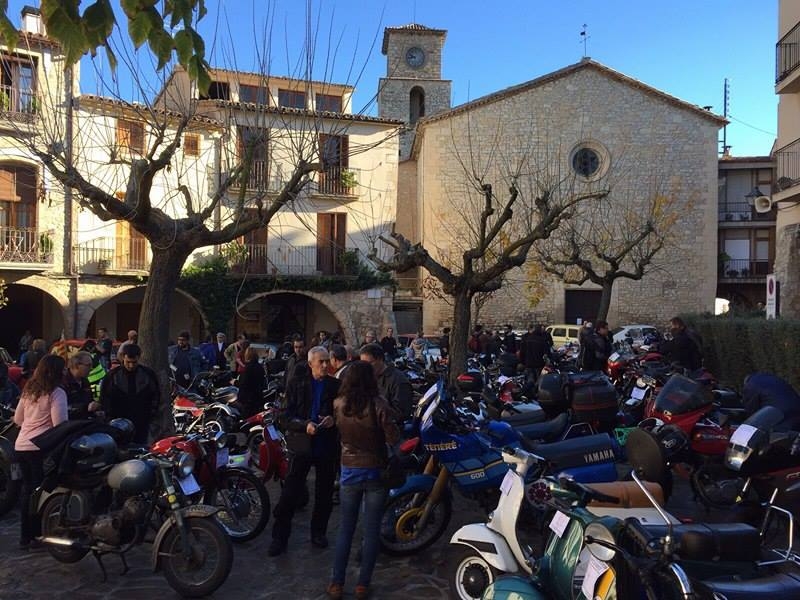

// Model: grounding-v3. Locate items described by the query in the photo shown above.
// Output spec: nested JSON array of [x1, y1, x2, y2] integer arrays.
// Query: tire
[[160, 517, 233, 598], [39, 493, 90, 563], [690, 463, 750, 509], [379, 489, 452, 556], [207, 469, 270, 542], [448, 545, 500, 600], [0, 459, 20, 517]]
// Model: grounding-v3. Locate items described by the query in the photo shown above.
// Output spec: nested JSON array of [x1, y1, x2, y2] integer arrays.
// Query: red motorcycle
[[151, 430, 270, 542]]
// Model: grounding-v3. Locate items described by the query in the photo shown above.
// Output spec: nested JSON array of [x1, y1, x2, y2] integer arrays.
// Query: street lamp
[[745, 186, 762, 205]]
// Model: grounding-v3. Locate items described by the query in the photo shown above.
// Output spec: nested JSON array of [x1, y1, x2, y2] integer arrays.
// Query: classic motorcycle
[[37, 421, 233, 598], [151, 429, 270, 542], [0, 401, 20, 517]]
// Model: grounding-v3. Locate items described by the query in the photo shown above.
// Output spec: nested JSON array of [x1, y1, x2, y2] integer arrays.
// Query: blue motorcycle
[[379, 383, 621, 555]]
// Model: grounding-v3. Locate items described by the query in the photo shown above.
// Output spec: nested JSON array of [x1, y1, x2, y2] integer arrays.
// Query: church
[[378, 24, 725, 331]]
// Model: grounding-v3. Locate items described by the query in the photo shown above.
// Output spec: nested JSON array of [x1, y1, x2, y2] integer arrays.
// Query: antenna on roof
[[580, 24, 590, 58]]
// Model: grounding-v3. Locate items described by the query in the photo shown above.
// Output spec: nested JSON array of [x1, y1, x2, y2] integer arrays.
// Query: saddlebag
[[537, 373, 569, 415], [567, 372, 618, 433]]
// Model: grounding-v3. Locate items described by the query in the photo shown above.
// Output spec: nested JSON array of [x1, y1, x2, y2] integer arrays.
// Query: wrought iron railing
[[777, 21, 800, 83], [719, 258, 771, 279], [718, 201, 775, 221], [0, 83, 37, 123], [228, 243, 363, 276], [73, 236, 149, 273], [776, 137, 800, 192], [236, 163, 359, 198], [0, 226, 54, 264], [314, 165, 358, 196]]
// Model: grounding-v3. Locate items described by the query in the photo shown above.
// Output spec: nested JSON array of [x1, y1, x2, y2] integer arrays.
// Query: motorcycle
[[37, 421, 233, 598], [379, 383, 621, 555], [0, 401, 20, 517], [447, 446, 670, 599], [151, 429, 270, 542]]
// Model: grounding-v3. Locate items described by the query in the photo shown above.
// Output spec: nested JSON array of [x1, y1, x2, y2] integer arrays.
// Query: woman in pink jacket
[[14, 354, 68, 549]]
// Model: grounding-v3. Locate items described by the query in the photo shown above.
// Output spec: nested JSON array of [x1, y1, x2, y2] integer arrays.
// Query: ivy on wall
[[178, 255, 394, 335]]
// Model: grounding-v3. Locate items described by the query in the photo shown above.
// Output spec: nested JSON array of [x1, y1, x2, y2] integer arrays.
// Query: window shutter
[[184, 133, 199, 156], [341, 136, 349, 168], [0, 168, 18, 201], [116, 119, 130, 150]]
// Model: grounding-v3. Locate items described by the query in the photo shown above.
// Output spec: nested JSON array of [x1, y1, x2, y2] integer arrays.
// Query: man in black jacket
[[519, 324, 550, 387], [96, 344, 159, 443], [359, 343, 413, 421], [662, 316, 703, 372], [580, 320, 612, 371], [269, 346, 340, 556]]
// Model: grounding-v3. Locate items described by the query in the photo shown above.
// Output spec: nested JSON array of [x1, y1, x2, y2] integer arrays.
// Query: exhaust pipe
[[39, 536, 80, 547]]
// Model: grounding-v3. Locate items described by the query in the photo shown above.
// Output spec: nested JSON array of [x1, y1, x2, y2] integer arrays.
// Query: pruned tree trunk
[[448, 287, 474, 388], [596, 280, 614, 322], [139, 243, 192, 438]]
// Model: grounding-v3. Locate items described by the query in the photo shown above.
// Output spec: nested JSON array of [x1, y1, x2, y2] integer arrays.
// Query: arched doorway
[[409, 86, 425, 125], [234, 292, 345, 344], [1, 283, 65, 357], [86, 287, 207, 343]]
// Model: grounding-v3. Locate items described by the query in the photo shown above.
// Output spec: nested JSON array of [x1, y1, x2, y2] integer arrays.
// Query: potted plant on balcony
[[340, 169, 358, 190], [221, 240, 249, 270], [38, 232, 53, 258], [726, 268, 739, 278]]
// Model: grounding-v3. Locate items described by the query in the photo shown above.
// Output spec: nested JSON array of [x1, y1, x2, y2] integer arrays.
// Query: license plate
[[10, 462, 21, 481], [177, 474, 201, 496], [266, 425, 280, 441], [216, 448, 229, 469]]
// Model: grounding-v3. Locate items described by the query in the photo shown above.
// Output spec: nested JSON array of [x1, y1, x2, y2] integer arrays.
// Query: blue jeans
[[331, 480, 387, 586]]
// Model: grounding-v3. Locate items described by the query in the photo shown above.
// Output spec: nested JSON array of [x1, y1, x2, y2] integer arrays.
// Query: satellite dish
[[754, 196, 773, 213]]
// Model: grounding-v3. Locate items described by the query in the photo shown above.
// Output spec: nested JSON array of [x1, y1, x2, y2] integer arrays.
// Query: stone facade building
[[391, 49, 724, 331]]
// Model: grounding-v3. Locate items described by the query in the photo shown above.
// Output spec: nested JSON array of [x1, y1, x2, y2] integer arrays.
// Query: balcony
[[718, 201, 776, 223], [0, 83, 38, 125], [775, 137, 800, 194], [0, 226, 54, 268], [312, 165, 359, 197], [777, 21, 800, 91], [229, 243, 364, 276], [73, 236, 149, 274], [718, 258, 771, 281]]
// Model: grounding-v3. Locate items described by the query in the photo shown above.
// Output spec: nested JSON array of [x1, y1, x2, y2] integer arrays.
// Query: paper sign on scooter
[[581, 555, 609, 598], [608, 352, 620, 362], [500, 470, 515, 496], [549, 510, 570, 537], [631, 386, 647, 401], [730, 424, 758, 447]]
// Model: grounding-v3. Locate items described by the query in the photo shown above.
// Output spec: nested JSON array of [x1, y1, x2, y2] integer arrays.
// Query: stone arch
[[235, 290, 356, 344], [1, 281, 67, 354], [409, 86, 425, 125]]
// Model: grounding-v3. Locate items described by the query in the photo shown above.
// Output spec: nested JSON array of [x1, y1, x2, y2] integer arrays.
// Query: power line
[[727, 114, 776, 137]]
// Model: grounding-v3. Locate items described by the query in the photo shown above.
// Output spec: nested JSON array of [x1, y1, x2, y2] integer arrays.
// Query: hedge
[[682, 314, 800, 391]]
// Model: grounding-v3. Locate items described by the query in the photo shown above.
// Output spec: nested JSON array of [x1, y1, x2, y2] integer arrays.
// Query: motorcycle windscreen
[[653, 374, 712, 416]]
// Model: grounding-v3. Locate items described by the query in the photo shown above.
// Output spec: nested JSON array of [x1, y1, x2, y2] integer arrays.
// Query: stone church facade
[[381, 25, 724, 331]]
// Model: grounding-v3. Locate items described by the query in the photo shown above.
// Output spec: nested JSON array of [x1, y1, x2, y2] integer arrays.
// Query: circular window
[[569, 141, 610, 181]]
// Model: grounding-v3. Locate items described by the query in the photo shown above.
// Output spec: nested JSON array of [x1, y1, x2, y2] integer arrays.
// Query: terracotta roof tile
[[382, 24, 447, 54]]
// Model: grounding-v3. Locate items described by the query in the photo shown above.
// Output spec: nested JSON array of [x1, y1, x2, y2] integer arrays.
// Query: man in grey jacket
[[359, 343, 413, 421]]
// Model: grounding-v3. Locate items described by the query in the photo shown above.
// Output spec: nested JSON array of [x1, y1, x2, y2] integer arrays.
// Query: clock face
[[405, 47, 425, 68]]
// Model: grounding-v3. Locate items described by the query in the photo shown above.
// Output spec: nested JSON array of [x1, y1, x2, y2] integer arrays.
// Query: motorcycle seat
[[697, 571, 800, 599], [501, 405, 546, 426], [586, 480, 664, 508], [515, 412, 569, 443], [527, 433, 616, 470], [624, 518, 761, 563]]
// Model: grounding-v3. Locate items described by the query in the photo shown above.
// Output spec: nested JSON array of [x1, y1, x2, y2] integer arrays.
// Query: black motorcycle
[[36, 421, 233, 598], [0, 401, 20, 517]]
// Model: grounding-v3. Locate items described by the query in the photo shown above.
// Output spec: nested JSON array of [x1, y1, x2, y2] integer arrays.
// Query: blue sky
[[9, 1, 779, 156]]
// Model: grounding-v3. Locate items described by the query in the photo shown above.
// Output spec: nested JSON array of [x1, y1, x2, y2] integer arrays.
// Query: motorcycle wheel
[[160, 517, 233, 598], [0, 460, 20, 517], [40, 493, 90, 563], [690, 463, 752, 509], [207, 470, 270, 542], [379, 490, 452, 556], [448, 546, 500, 600]]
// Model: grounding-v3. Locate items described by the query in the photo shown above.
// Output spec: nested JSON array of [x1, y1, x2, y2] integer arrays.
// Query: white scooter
[[447, 447, 674, 600]]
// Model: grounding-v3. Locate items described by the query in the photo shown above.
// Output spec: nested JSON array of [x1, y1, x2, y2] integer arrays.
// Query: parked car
[[611, 324, 662, 347], [545, 324, 581, 347], [397, 334, 442, 361]]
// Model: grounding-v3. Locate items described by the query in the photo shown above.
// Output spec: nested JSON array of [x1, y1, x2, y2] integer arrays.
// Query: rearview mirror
[[584, 522, 616, 562]]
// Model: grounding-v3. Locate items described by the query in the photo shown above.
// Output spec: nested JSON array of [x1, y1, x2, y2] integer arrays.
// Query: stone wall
[[415, 64, 720, 333]]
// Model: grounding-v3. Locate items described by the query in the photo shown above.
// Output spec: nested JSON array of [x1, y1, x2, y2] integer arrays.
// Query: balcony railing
[[73, 236, 150, 274], [775, 137, 800, 192], [0, 226, 54, 265], [718, 201, 775, 222], [719, 258, 771, 280], [228, 244, 364, 276], [235, 163, 359, 198], [238, 159, 275, 191], [777, 21, 800, 83], [314, 165, 358, 197], [0, 83, 37, 123]]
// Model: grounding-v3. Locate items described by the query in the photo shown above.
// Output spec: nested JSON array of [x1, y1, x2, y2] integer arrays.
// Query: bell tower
[[378, 24, 451, 160]]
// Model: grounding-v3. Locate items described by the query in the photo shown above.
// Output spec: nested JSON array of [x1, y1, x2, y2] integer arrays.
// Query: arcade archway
[[1, 283, 66, 357]]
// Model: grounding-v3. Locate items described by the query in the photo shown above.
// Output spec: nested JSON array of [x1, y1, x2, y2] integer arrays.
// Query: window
[[570, 141, 609, 180], [183, 133, 200, 156], [317, 213, 346, 275], [237, 126, 269, 189], [318, 134, 351, 195], [409, 86, 425, 125], [316, 93, 342, 113], [239, 84, 267, 105], [0, 54, 36, 113], [199, 80, 230, 101], [552, 328, 566, 338], [278, 89, 306, 109], [117, 119, 145, 154], [0, 164, 36, 229]]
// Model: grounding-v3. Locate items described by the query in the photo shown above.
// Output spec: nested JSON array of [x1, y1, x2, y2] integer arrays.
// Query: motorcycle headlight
[[175, 452, 195, 478]]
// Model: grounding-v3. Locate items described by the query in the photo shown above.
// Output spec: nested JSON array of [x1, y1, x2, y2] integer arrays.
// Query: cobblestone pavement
[[0, 474, 747, 599]]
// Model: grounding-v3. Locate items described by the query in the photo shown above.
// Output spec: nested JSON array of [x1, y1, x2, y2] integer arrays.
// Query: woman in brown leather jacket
[[327, 361, 400, 600]]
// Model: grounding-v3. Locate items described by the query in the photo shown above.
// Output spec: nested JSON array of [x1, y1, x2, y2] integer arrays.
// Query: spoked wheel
[[160, 517, 233, 598], [448, 546, 499, 600], [379, 490, 452, 555], [39, 493, 90, 563], [207, 470, 270, 542]]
